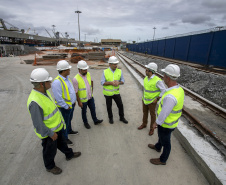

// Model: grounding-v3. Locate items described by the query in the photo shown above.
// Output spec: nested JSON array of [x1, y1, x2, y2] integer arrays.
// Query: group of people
[[27, 55, 184, 175]]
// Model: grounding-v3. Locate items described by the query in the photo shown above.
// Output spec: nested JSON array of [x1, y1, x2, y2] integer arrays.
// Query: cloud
[[182, 15, 211, 24], [169, 23, 178, 26], [162, 27, 169, 30]]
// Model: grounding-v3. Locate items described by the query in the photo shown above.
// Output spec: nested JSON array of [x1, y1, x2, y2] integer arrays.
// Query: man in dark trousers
[[52, 60, 78, 146], [101, 56, 128, 124], [27, 68, 81, 175], [73, 60, 103, 129], [148, 64, 184, 165]]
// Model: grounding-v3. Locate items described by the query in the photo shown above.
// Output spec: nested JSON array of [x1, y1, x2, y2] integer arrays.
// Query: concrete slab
[[0, 55, 208, 185]]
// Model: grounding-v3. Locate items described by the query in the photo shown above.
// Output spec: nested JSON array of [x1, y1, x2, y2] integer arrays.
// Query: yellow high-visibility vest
[[103, 68, 121, 96], [74, 72, 92, 103], [27, 89, 65, 139], [142, 75, 161, 105], [54, 75, 72, 108], [157, 86, 184, 128]]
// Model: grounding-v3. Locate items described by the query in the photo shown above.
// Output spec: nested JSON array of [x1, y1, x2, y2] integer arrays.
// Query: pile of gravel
[[123, 52, 226, 109]]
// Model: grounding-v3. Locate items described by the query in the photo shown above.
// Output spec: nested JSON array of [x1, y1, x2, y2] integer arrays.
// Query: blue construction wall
[[126, 30, 226, 68]]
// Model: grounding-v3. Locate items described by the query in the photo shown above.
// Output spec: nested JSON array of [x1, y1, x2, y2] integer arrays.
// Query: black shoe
[[120, 118, 128, 124], [94, 119, 103, 125], [109, 118, 114, 124], [46, 166, 62, 175], [84, 123, 91, 129], [66, 152, 81, 161], [66, 139, 74, 146], [69, 130, 79, 135]]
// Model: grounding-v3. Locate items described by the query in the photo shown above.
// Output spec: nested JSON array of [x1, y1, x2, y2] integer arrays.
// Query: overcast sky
[[0, 0, 225, 43]]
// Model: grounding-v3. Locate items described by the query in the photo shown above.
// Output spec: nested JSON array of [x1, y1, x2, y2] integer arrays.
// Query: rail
[[116, 51, 226, 158]]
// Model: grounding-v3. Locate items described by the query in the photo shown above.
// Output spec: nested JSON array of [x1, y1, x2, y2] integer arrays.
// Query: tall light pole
[[153, 27, 156, 41], [52, 25, 56, 46], [75, 10, 82, 47]]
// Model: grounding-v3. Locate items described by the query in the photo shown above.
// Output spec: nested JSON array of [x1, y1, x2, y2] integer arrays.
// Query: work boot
[[120, 118, 128, 124], [66, 152, 82, 161], [94, 119, 103, 125], [69, 130, 79, 135], [46, 166, 62, 175], [148, 144, 161, 152], [137, 124, 146, 130], [149, 129, 154, 136], [66, 139, 74, 146], [84, 123, 91, 129], [109, 118, 114, 124], [150, 158, 166, 165]]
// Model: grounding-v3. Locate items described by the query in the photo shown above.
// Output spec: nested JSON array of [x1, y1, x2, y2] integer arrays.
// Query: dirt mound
[[71, 56, 84, 63]]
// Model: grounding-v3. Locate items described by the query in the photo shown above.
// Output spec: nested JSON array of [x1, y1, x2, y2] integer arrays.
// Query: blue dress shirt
[[52, 74, 76, 109]]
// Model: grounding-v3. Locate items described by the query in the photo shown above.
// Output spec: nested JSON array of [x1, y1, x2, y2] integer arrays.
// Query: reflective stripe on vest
[[103, 68, 121, 96], [74, 72, 92, 103], [54, 76, 72, 107], [44, 107, 58, 120], [142, 76, 161, 105], [27, 89, 65, 139], [157, 86, 184, 128]]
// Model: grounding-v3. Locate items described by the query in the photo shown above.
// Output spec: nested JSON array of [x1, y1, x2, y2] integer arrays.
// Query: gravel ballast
[[123, 52, 226, 109]]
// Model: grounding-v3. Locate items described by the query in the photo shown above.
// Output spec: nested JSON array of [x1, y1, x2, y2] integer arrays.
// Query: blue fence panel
[[164, 38, 175, 59], [174, 36, 190, 61], [144, 42, 149, 53], [158, 40, 165, 57], [152, 41, 158, 55], [141, 43, 145, 53], [188, 33, 212, 65], [147, 41, 152, 54], [208, 30, 226, 68]]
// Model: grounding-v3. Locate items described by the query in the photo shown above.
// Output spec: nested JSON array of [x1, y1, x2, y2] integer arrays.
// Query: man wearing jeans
[[148, 64, 184, 165], [101, 56, 128, 124], [73, 60, 103, 129], [52, 60, 78, 146]]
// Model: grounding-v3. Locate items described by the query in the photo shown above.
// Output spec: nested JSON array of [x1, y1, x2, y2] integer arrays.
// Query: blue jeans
[[59, 103, 75, 139], [81, 97, 98, 124], [155, 125, 175, 163]]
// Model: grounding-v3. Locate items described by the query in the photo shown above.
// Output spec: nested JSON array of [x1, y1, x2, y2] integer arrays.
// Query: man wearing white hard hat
[[27, 68, 81, 175], [101, 56, 128, 124], [148, 64, 184, 165], [73, 60, 103, 129], [52, 60, 78, 146], [138, 62, 166, 136]]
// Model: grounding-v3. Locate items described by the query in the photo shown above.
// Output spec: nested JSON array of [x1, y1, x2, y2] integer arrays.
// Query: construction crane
[[25, 28, 30, 34], [45, 29, 52, 38], [60, 33, 65, 38], [0, 18, 19, 31]]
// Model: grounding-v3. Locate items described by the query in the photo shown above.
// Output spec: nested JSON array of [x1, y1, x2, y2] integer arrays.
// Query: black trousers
[[104, 94, 124, 119], [41, 129, 74, 170]]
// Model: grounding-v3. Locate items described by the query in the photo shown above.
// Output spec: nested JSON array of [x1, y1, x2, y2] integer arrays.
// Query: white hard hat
[[161, 64, 180, 79], [30, 68, 52, 82], [108, 56, 119, 64], [57, 60, 72, 71], [77, 60, 89, 70], [145, 62, 157, 72]]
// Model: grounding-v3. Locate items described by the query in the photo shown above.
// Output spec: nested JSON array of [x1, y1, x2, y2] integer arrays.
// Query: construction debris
[[87, 51, 105, 60]]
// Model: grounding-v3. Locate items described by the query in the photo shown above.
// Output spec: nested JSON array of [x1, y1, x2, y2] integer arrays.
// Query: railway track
[[128, 51, 226, 75], [116, 51, 226, 158]]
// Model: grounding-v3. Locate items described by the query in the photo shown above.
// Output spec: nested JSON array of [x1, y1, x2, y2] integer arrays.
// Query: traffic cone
[[33, 53, 37, 66]]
